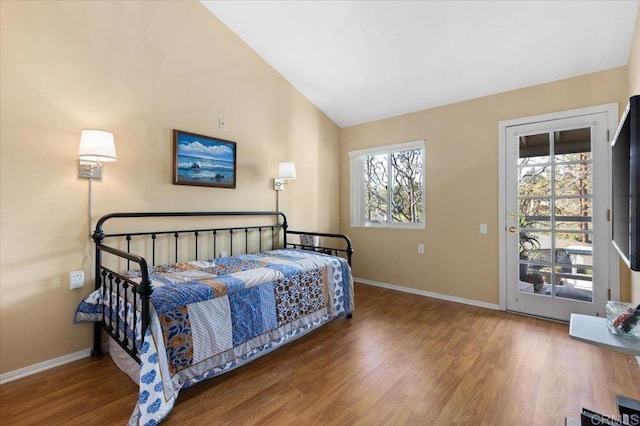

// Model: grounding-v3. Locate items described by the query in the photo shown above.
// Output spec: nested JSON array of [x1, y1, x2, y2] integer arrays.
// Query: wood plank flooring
[[1, 283, 638, 425]]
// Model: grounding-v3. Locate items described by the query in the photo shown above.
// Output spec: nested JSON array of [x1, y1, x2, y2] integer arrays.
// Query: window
[[350, 140, 425, 228]]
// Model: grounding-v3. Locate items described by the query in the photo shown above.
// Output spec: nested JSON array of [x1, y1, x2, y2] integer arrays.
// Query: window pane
[[390, 149, 423, 223], [518, 164, 550, 196], [554, 161, 591, 196], [555, 197, 591, 244], [553, 128, 591, 162], [519, 198, 550, 229], [519, 262, 551, 295], [555, 221, 592, 232], [519, 133, 550, 163], [519, 230, 550, 264], [350, 140, 425, 228], [365, 153, 388, 223], [555, 270, 593, 302]]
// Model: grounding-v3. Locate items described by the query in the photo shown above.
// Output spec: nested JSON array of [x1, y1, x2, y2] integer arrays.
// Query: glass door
[[506, 113, 609, 320]]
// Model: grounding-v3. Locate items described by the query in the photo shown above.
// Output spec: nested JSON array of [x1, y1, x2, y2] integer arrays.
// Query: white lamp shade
[[278, 161, 296, 179], [78, 129, 117, 162]]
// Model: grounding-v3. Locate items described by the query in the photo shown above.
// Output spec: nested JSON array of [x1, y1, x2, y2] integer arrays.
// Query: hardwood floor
[[1, 283, 638, 425]]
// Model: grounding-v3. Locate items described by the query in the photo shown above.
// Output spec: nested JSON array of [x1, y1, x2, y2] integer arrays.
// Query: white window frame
[[349, 139, 426, 229]]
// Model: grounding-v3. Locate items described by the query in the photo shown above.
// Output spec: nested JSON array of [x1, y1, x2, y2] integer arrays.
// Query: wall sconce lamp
[[274, 161, 296, 212], [78, 129, 117, 179], [78, 129, 117, 238], [274, 161, 296, 191]]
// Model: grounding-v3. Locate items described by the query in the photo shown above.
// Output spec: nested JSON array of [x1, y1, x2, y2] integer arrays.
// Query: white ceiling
[[201, 1, 639, 128]]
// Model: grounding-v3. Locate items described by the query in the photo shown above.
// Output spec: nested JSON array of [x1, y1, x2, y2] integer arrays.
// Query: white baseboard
[[354, 277, 501, 311], [0, 348, 92, 385]]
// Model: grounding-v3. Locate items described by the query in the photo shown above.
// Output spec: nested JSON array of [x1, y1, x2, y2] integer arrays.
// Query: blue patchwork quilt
[[75, 249, 354, 425]]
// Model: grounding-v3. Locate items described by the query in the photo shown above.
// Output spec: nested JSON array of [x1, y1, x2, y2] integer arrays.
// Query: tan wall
[[340, 68, 629, 304], [627, 6, 640, 304], [0, 0, 340, 374]]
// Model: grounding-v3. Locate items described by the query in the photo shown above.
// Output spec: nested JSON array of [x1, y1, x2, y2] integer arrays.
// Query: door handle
[[509, 226, 518, 233]]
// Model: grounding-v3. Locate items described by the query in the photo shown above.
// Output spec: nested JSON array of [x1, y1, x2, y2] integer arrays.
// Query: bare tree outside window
[[392, 149, 423, 223], [350, 140, 425, 228], [364, 148, 423, 224], [365, 154, 387, 223]]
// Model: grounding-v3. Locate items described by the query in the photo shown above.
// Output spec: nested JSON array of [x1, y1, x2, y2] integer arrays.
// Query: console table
[[569, 313, 640, 356], [566, 314, 640, 424]]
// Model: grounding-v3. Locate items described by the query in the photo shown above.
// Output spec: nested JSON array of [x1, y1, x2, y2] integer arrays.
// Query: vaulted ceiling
[[202, 1, 639, 127]]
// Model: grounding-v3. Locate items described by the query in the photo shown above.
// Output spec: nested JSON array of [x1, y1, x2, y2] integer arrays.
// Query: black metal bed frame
[[90, 211, 354, 363]]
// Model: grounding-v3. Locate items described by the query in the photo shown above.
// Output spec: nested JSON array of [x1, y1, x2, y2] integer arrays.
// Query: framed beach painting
[[173, 129, 237, 188]]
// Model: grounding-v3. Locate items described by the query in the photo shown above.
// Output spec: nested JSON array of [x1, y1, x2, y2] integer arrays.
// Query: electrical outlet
[[69, 270, 85, 289], [218, 118, 226, 130], [220, 251, 228, 258], [418, 244, 424, 254]]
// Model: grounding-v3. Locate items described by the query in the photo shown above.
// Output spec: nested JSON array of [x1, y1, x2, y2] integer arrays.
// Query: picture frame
[[173, 129, 237, 188]]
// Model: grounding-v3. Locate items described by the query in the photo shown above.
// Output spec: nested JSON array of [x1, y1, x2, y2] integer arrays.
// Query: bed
[[74, 211, 354, 425]]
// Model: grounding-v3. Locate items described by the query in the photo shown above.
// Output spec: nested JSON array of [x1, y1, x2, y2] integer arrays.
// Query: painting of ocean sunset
[[173, 130, 236, 188]]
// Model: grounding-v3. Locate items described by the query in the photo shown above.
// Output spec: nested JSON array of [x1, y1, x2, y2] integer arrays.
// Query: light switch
[[480, 224, 487, 234]]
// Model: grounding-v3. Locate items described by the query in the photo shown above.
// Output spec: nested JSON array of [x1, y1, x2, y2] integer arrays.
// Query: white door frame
[[498, 103, 619, 312]]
